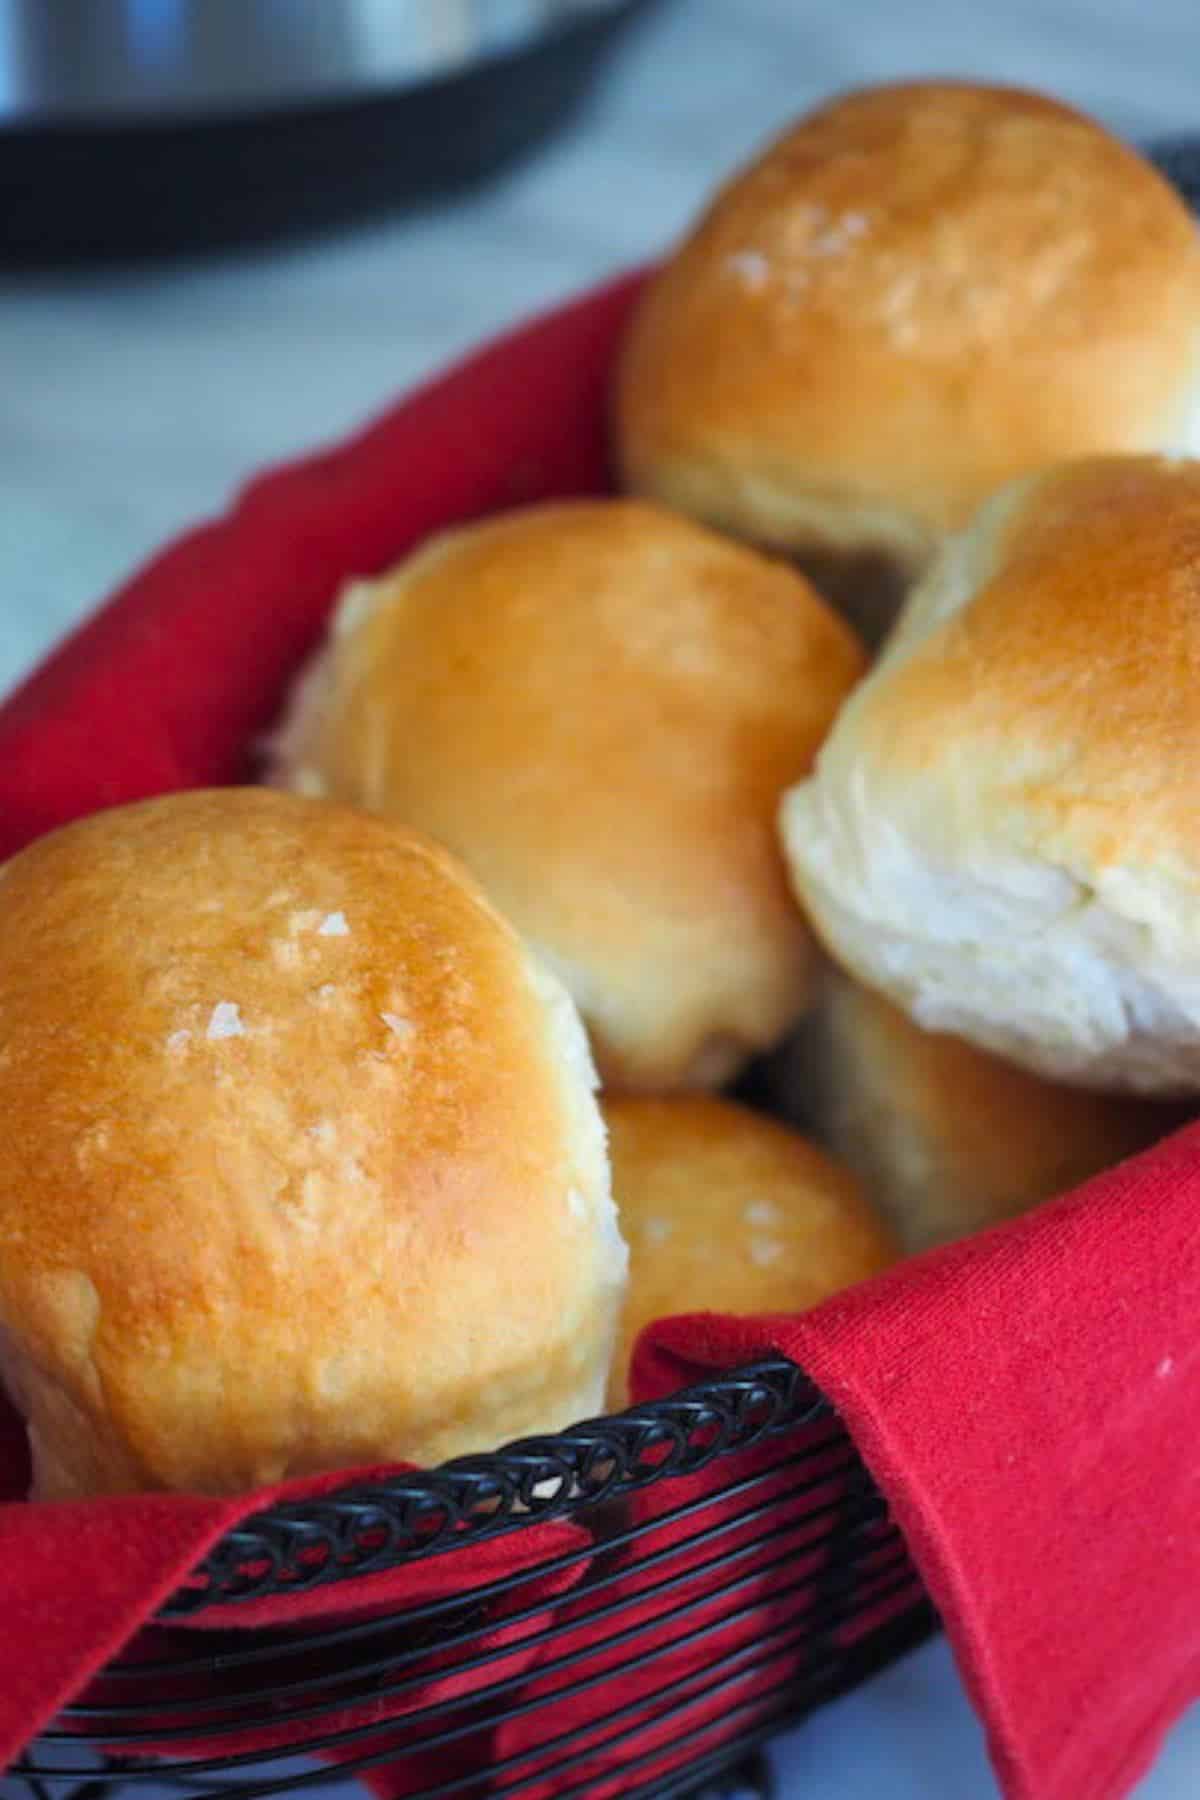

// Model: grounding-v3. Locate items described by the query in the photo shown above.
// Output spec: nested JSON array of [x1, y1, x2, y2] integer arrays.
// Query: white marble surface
[[3, 1, 1200, 1795]]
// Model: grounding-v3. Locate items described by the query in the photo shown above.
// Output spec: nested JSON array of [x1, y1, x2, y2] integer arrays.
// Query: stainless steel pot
[[0, 0, 629, 123], [0, 0, 655, 258]]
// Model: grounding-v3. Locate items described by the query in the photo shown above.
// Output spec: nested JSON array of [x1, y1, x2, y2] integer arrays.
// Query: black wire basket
[[5, 1361, 934, 1799]]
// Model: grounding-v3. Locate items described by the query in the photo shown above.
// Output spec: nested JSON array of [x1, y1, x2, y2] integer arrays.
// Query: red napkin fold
[[633, 1120, 1200, 1800], [0, 1469, 590, 1796], [0, 269, 642, 861], [1, 266, 1198, 1800]]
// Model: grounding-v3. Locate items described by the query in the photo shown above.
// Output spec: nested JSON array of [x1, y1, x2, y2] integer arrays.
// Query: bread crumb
[[307, 1121, 336, 1148], [750, 1237, 783, 1267], [314, 983, 338, 1002], [319, 911, 349, 937], [166, 1029, 192, 1055], [644, 1218, 672, 1248], [206, 1002, 245, 1041], [292, 768, 327, 798], [381, 1011, 414, 1040]]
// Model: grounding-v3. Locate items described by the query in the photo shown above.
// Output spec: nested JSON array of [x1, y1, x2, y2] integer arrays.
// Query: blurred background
[[1, 2, 1200, 1795], [3, 0, 1200, 697]]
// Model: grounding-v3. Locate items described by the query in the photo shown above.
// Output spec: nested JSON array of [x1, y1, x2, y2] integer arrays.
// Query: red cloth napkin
[[1, 266, 1199, 1800]]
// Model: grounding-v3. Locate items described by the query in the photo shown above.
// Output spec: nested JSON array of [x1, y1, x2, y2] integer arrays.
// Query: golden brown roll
[[0, 789, 624, 1499], [271, 499, 865, 1092], [616, 82, 1200, 638], [779, 970, 1184, 1252], [603, 1094, 896, 1405], [781, 456, 1200, 1094]]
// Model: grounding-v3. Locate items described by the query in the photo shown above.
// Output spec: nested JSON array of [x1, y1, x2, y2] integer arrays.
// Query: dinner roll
[[616, 82, 1200, 639], [0, 789, 624, 1499], [604, 1095, 896, 1405], [271, 500, 864, 1092], [780, 970, 1182, 1252], [781, 455, 1200, 1093]]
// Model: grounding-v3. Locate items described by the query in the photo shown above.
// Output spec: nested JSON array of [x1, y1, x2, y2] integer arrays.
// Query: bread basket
[[3, 232, 1200, 1800]]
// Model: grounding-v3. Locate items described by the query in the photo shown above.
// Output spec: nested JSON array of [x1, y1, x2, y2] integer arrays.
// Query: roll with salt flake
[[0, 788, 624, 1498], [615, 81, 1200, 640]]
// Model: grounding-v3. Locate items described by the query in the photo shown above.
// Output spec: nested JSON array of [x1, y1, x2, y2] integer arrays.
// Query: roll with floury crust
[[616, 82, 1200, 640], [781, 456, 1200, 1094], [0, 789, 624, 1498], [777, 970, 1186, 1252], [271, 499, 865, 1092], [603, 1093, 896, 1406]]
